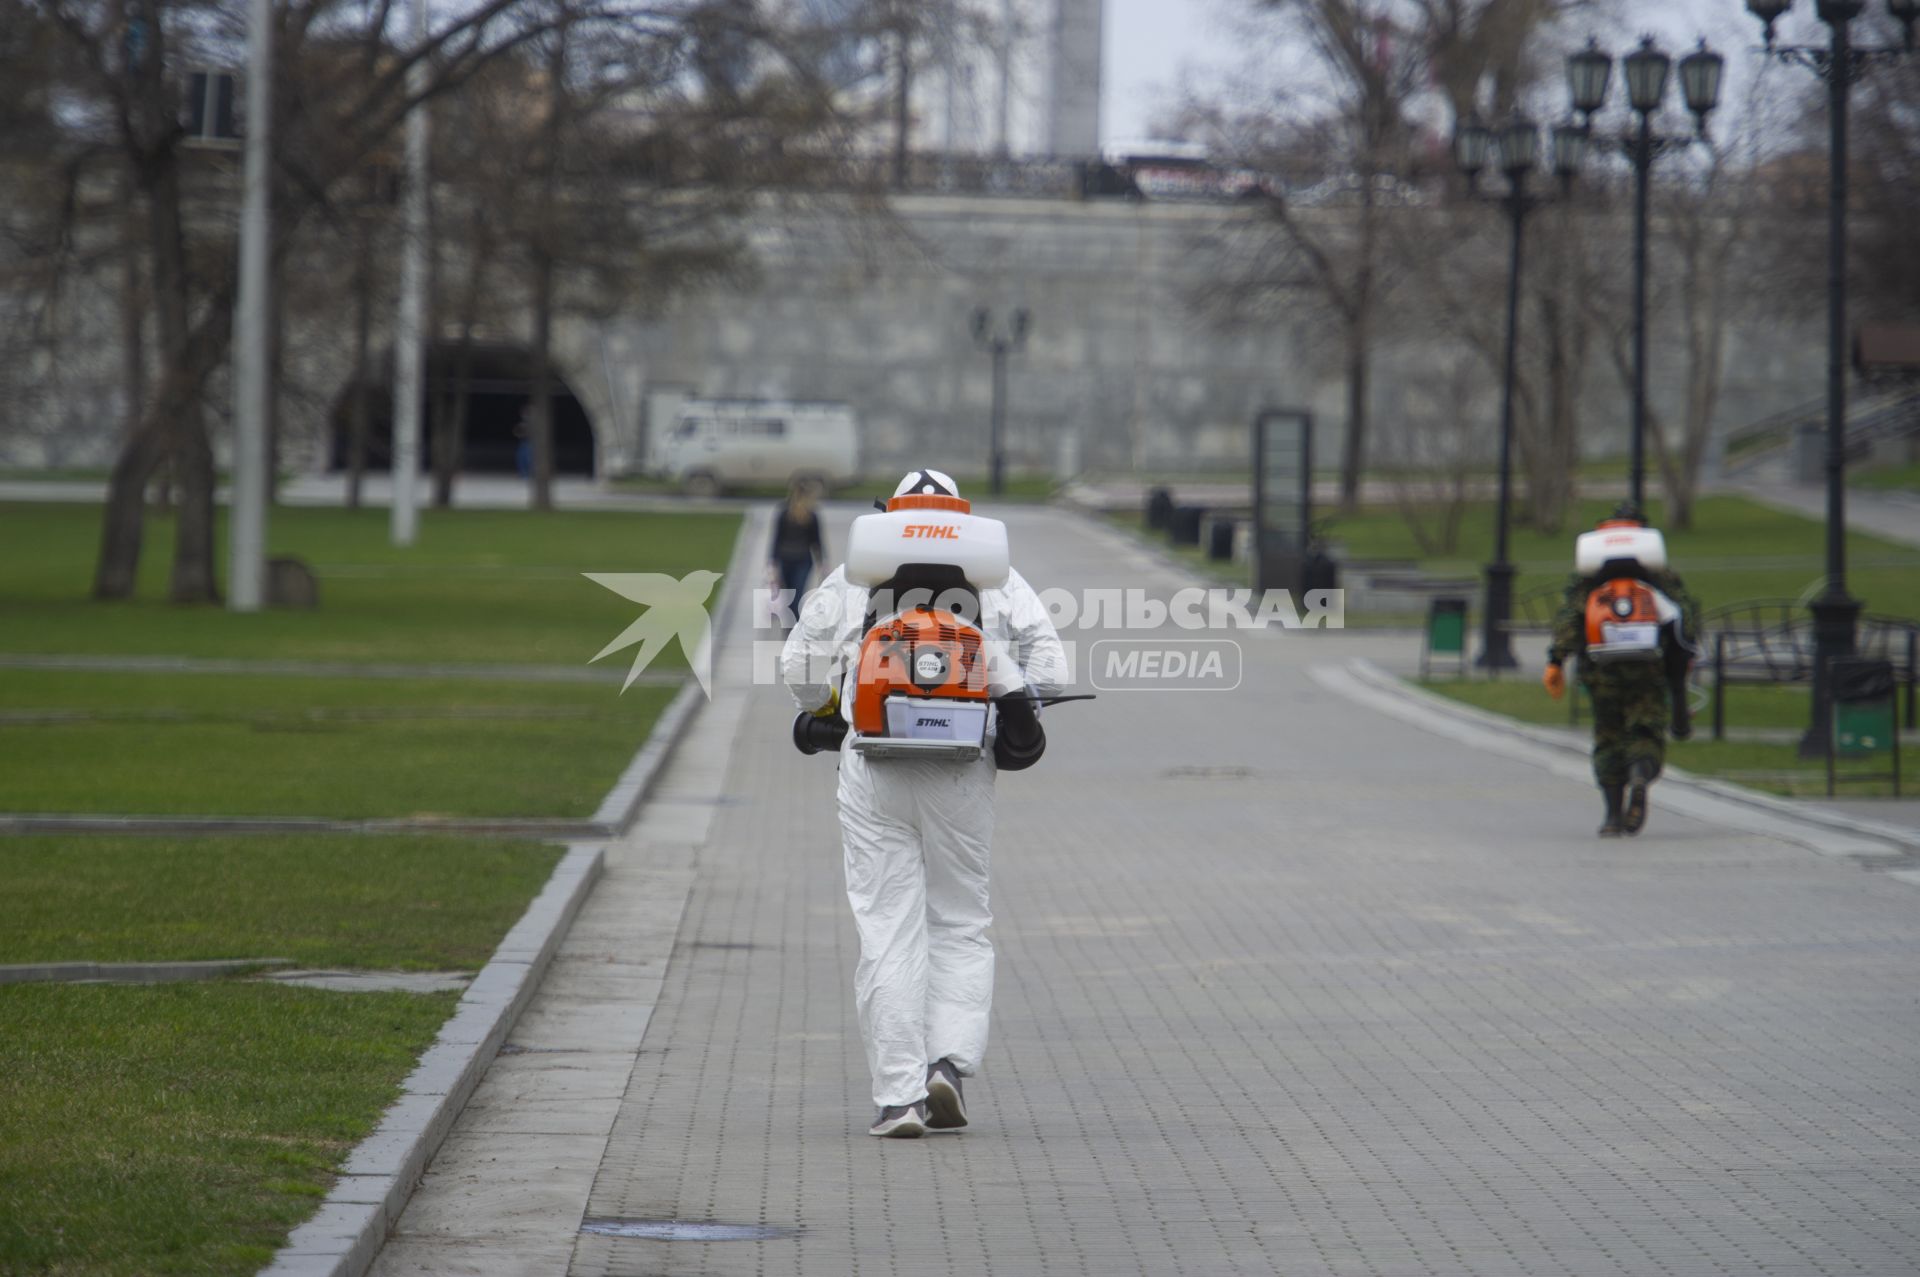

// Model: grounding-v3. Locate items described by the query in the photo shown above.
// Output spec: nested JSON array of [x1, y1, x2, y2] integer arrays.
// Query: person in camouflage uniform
[[1542, 506, 1700, 837]]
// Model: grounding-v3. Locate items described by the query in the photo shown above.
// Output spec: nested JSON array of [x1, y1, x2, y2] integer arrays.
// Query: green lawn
[[0, 502, 734, 818], [0, 834, 562, 970], [1108, 495, 1920, 623], [0, 671, 672, 818], [0, 466, 114, 482], [1854, 460, 1920, 495], [0, 501, 727, 1271], [0, 503, 742, 665], [0, 982, 456, 1276], [1416, 677, 1831, 731], [1321, 494, 1920, 620], [1420, 677, 1913, 797], [0, 831, 564, 1275]]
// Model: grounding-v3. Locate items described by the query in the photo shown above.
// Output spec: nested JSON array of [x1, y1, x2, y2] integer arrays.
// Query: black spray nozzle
[[991, 693, 1046, 771], [792, 709, 849, 755]]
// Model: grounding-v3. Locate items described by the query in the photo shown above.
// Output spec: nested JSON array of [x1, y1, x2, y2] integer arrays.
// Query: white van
[[649, 399, 860, 494]]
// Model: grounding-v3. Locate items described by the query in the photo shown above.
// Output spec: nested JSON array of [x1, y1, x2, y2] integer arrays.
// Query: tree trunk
[[892, 24, 911, 189], [169, 402, 220, 603], [1338, 180, 1377, 516], [346, 229, 373, 509], [266, 222, 285, 501], [432, 332, 476, 509], [118, 177, 146, 446], [97, 117, 198, 597], [93, 425, 167, 599], [434, 209, 489, 508], [529, 246, 555, 511], [1340, 322, 1368, 515]]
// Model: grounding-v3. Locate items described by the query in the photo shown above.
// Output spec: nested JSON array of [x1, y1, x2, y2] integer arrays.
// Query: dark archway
[[329, 343, 596, 475]]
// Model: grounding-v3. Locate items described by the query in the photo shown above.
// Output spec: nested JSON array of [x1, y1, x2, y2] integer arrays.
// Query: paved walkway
[[1732, 476, 1920, 552], [372, 505, 1920, 1276]]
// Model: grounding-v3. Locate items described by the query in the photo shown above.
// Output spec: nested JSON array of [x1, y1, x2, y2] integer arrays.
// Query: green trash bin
[[1828, 656, 1901, 796], [1423, 597, 1468, 678]]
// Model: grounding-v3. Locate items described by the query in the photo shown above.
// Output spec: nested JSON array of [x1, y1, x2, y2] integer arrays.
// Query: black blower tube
[[992, 694, 1046, 771], [793, 710, 849, 755]]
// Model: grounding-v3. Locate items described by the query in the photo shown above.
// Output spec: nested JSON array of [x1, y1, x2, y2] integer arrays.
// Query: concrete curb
[[590, 680, 705, 831], [1338, 657, 1920, 858], [259, 507, 765, 1277], [591, 504, 762, 832], [0, 957, 293, 985], [258, 842, 603, 1277]]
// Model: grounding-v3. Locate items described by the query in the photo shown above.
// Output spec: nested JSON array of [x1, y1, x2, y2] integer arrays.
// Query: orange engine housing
[[1584, 578, 1662, 647], [851, 607, 990, 736]]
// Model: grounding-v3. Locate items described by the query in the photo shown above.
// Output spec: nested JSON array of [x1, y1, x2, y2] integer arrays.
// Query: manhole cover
[[579, 1218, 797, 1241]]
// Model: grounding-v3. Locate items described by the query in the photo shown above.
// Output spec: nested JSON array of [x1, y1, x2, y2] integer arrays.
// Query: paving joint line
[[0, 957, 295, 985], [0, 653, 680, 684]]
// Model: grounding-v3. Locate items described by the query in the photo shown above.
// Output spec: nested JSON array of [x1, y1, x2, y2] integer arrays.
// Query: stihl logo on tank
[[901, 524, 960, 539]]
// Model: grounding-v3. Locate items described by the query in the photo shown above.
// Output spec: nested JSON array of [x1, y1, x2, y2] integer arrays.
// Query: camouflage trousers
[[1587, 673, 1670, 787]]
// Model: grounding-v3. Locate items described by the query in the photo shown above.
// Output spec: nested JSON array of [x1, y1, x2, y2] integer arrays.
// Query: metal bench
[[1705, 599, 1918, 739]]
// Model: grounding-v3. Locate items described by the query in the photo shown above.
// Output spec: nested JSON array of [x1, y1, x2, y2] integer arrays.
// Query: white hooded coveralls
[[782, 563, 1067, 1107]]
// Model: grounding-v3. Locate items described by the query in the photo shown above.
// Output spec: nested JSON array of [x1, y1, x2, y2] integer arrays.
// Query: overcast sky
[[1099, 0, 1803, 151]]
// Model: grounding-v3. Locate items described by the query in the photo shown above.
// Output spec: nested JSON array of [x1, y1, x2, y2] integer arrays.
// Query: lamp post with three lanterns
[[1564, 35, 1725, 511], [1452, 113, 1589, 670]]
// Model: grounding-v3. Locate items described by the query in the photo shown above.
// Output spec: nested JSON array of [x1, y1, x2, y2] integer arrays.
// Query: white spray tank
[[845, 507, 1010, 591], [1575, 524, 1667, 576]]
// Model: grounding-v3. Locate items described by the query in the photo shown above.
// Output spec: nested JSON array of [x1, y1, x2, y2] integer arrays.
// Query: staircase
[[1721, 384, 1920, 481]]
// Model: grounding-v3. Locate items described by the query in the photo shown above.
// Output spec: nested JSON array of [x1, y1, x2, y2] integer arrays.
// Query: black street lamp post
[[1454, 113, 1588, 670], [971, 306, 1029, 497], [1566, 35, 1724, 511], [1744, 0, 1916, 754]]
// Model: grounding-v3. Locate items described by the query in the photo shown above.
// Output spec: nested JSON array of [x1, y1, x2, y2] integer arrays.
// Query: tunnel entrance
[[329, 343, 596, 476]]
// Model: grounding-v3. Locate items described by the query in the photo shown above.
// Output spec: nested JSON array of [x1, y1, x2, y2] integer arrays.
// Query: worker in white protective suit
[[781, 469, 1068, 1138]]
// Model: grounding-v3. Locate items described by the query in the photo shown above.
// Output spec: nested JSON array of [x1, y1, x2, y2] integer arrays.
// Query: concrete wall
[[595, 197, 1307, 481], [0, 190, 1833, 485]]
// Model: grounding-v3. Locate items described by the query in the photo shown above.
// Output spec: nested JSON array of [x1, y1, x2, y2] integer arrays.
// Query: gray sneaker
[[868, 1101, 928, 1138], [926, 1059, 968, 1130]]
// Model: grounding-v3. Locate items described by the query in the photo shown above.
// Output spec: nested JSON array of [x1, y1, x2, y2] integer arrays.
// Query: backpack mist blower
[[1574, 518, 1694, 735], [791, 492, 1087, 770]]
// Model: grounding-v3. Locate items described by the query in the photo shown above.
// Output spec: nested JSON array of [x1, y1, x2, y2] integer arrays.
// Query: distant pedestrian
[[770, 477, 825, 629], [513, 411, 532, 480]]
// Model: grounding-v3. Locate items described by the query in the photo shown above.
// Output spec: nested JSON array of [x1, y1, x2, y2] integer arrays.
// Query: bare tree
[[1846, 18, 1920, 325], [1180, 0, 1584, 514], [1588, 68, 1788, 530], [29, 0, 611, 602]]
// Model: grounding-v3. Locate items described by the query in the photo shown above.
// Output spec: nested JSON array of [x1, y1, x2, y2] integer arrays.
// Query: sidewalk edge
[[1343, 658, 1920, 855], [257, 842, 604, 1277], [258, 508, 768, 1276], [588, 505, 764, 834]]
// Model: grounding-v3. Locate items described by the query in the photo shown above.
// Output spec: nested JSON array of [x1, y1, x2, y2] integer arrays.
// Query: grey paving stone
[[368, 508, 1920, 1277], [565, 508, 1920, 1277]]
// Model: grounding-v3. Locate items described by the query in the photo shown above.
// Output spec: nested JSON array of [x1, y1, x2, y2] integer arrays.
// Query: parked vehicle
[[648, 399, 860, 495]]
